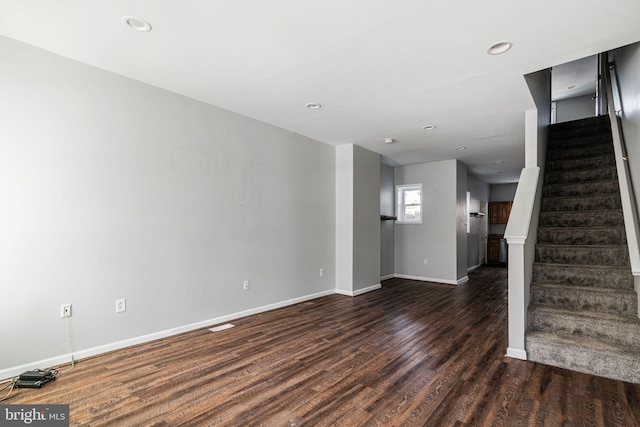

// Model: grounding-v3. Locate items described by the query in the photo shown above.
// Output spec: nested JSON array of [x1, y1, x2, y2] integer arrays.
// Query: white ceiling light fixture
[[455, 146, 467, 151], [422, 125, 437, 130], [122, 16, 152, 32], [384, 138, 396, 144], [305, 102, 322, 110], [487, 41, 512, 55]]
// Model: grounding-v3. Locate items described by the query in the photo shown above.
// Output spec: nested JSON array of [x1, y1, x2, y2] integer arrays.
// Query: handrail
[[603, 62, 640, 275]]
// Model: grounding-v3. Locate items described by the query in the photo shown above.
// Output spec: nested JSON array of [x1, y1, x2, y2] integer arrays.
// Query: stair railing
[[603, 61, 640, 280]]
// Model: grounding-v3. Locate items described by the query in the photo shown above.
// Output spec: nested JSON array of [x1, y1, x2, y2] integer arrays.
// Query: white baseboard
[[380, 274, 395, 281], [394, 274, 459, 286], [336, 283, 382, 297], [506, 347, 528, 360], [467, 264, 482, 273], [0, 289, 335, 381], [457, 276, 469, 285]]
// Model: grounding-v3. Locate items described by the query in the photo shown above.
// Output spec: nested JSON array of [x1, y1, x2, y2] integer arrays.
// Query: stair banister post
[[504, 166, 541, 360]]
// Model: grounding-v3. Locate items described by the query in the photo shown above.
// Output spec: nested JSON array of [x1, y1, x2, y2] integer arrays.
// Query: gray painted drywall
[[335, 144, 381, 293], [394, 159, 459, 283], [612, 42, 640, 234], [467, 174, 490, 269], [456, 162, 468, 280], [525, 68, 551, 169], [353, 146, 381, 291], [0, 36, 336, 373], [556, 94, 596, 123], [336, 145, 354, 293], [380, 163, 395, 278]]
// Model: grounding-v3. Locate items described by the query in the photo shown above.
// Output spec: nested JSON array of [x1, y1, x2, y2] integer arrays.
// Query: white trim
[[394, 274, 459, 286], [380, 274, 395, 281], [336, 283, 382, 297], [506, 347, 528, 360], [457, 276, 469, 285], [0, 289, 335, 380], [467, 264, 482, 273]]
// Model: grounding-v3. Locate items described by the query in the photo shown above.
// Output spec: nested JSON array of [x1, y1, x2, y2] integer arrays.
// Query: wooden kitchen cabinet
[[489, 201, 512, 224]]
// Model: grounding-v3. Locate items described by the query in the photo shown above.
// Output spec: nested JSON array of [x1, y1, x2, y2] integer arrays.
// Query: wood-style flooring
[[5, 267, 640, 426]]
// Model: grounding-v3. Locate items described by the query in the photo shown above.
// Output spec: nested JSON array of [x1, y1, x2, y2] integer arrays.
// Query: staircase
[[526, 115, 640, 384]]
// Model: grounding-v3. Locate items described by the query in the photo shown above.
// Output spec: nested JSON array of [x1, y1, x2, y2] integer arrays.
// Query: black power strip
[[14, 369, 57, 388]]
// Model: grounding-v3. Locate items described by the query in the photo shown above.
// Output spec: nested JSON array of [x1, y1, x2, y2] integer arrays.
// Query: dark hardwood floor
[[5, 267, 640, 426]]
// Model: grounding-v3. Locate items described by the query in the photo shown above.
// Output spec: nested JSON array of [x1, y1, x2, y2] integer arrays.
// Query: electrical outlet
[[115, 298, 126, 313], [424, 259, 428, 265], [243, 280, 250, 290], [61, 304, 72, 318], [319, 268, 324, 277]]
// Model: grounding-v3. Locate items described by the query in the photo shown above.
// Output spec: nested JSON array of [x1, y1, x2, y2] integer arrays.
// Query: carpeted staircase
[[526, 115, 640, 384]]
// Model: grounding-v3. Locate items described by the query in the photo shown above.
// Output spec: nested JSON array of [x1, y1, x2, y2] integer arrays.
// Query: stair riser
[[541, 195, 621, 212], [549, 117, 610, 136], [539, 211, 624, 227], [546, 156, 616, 172], [544, 168, 617, 185], [535, 246, 629, 266], [532, 264, 634, 289], [525, 336, 640, 384], [548, 136, 612, 151], [530, 286, 638, 316], [528, 308, 640, 347], [546, 144, 613, 161], [542, 180, 619, 198], [537, 227, 626, 245]]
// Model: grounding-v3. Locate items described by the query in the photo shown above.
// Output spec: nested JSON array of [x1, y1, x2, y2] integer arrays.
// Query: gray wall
[[556, 94, 595, 123], [456, 162, 468, 280], [335, 145, 381, 294], [353, 146, 381, 292], [380, 163, 395, 278], [0, 36, 336, 374], [467, 174, 490, 269], [394, 159, 462, 284], [612, 42, 640, 225]]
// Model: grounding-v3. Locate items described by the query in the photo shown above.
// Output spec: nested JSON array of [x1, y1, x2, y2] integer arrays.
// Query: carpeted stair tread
[[535, 244, 629, 266], [543, 167, 617, 185], [525, 331, 640, 383], [545, 155, 616, 172], [542, 180, 619, 197], [540, 194, 621, 212], [530, 283, 638, 316], [537, 226, 626, 245], [539, 209, 624, 227], [547, 135, 613, 151], [532, 263, 634, 289], [528, 304, 640, 347]]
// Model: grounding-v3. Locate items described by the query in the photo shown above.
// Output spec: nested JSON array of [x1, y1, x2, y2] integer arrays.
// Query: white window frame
[[396, 183, 422, 224]]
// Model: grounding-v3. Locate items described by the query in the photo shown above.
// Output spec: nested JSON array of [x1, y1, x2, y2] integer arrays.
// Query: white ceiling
[[1, 1, 640, 183]]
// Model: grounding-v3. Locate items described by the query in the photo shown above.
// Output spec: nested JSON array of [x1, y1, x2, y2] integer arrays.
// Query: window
[[396, 184, 422, 224]]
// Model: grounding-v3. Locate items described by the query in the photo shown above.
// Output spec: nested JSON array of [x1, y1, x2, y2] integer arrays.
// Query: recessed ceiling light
[[122, 16, 152, 32], [384, 138, 396, 144], [493, 160, 504, 164], [455, 146, 467, 151], [568, 85, 576, 89], [487, 41, 512, 55], [422, 125, 437, 130], [498, 170, 507, 174], [305, 102, 322, 110]]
